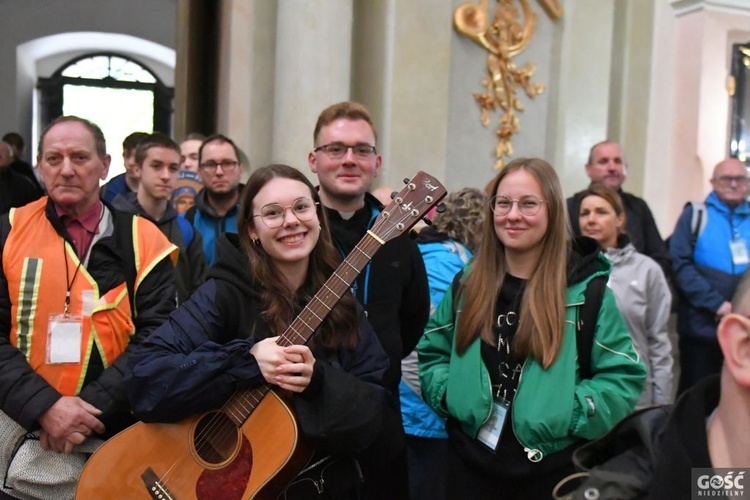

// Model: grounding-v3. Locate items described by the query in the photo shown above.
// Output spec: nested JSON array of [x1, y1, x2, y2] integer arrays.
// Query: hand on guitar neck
[[250, 337, 316, 393]]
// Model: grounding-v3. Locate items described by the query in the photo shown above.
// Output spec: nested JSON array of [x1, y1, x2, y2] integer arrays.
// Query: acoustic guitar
[[76, 171, 446, 499]]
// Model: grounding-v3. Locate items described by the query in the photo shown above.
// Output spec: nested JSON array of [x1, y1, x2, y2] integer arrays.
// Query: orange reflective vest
[[3, 198, 177, 396]]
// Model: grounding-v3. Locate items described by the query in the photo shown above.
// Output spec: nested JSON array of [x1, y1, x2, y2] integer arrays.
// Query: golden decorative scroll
[[455, 0, 559, 169]]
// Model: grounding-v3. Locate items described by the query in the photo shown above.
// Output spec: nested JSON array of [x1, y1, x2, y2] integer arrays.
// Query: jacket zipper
[[509, 359, 544, 462]]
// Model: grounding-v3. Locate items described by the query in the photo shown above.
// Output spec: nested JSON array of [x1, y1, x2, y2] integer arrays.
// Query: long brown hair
[[237, 164, 360, 351], [455, 158, 571, 368]]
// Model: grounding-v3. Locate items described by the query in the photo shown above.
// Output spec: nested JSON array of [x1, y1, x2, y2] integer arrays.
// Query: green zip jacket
[[418, 251, 646, 462]]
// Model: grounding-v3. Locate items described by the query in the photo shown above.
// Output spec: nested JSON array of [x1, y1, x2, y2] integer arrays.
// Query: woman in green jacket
[[418, 158, 646, 499]]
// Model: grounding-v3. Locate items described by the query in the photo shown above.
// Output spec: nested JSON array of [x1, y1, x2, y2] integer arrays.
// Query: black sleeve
[[399, 238, 430, 358], [292, 312, 403, 459], [635, 199, 673, 281]]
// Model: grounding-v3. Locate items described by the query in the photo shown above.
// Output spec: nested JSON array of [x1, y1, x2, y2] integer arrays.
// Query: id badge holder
[[730, 238, 750, 266], [47, 313, 83, 364], [476, 396, 510, 453]]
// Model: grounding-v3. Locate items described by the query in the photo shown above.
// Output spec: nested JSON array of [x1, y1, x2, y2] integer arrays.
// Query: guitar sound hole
[[192, 411, 240, 465]]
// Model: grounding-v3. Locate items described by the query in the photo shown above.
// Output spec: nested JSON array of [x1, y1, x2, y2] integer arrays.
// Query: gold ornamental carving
[[454, 0, 560, 169]]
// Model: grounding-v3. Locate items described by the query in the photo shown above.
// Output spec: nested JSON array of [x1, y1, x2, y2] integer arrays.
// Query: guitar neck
[[277, 230, 384, 347]]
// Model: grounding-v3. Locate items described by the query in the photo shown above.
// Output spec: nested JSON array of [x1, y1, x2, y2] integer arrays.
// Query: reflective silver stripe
[[16, 258, 42, 357]]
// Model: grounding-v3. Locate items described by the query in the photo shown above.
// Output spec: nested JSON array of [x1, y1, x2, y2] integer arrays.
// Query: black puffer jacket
[[565, 376, 717, 500]]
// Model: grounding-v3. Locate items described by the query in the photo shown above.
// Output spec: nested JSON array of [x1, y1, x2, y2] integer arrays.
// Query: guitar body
[[76, 390, 313, 499]]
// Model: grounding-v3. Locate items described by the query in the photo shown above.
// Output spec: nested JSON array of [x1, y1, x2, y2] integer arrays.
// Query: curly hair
[[431, 187, 487, 252]]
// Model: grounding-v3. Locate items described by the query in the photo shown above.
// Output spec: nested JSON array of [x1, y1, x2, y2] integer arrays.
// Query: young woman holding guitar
[[113, 164, 411, 499]]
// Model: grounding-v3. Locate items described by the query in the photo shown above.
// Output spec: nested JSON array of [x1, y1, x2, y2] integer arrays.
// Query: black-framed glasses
[[200, 160, 239, 172], [490, 195, 546, 216], [714, 175, 750, 186], [253, 197, 319, 228], [313, 143, 377, 159]]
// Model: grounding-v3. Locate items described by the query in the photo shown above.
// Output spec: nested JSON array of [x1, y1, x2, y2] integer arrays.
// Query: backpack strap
[[688, 201, 706, 247], [577, 275, 608, 380]]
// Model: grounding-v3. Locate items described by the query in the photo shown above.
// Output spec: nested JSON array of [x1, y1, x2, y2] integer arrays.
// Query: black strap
[[691, 205, 704, 248], [577, 275, 608, 380]]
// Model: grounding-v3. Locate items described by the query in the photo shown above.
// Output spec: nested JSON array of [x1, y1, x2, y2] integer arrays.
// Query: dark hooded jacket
[[567, 375, 717, 500], [323, 192, 430, 397]]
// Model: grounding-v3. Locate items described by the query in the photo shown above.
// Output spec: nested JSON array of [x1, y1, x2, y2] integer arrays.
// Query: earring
[[253, 238, 260, 246]]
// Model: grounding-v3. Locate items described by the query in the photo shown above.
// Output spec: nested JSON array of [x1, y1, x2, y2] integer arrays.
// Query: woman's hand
[[275, 345, 316, 393], [250, 338, 315, 391]]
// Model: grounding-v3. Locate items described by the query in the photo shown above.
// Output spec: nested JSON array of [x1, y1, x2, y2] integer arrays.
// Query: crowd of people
[[0, 102, 747, 499]]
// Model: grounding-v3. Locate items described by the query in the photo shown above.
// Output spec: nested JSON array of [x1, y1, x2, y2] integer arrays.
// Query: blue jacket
[[669, 192, 750, 339], [184, 189, 240, 266], [399, 227, 473, 439]]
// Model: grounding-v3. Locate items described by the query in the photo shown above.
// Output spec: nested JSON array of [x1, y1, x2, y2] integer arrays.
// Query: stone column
[[272, 0, 353, 170]]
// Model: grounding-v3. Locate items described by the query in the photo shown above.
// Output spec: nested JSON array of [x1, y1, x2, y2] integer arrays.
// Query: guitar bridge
[[141, 467, 176, 499]]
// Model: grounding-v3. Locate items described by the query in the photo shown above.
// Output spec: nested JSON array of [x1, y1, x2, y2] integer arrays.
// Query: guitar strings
[[157, 193, 436, 489]]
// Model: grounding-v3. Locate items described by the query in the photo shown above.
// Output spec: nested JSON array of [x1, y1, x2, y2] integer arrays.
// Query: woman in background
[[579, 183, 673, 408]]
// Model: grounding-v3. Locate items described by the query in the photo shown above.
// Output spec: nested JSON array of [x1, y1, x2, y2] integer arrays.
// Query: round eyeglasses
[[253, 197, 319, 228], [490, 195, 546, 216]]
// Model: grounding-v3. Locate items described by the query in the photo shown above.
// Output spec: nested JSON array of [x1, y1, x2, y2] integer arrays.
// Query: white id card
[[47, 314, 83, 364], [477, 397, 510, 452], [730, 238, 750, 266]]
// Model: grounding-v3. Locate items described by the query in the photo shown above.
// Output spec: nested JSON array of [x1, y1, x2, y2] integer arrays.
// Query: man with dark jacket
[[184, 134, 245, 266], [567, 141, 671, 279], [568, 266, 750, 500], [308, 101, 430, 498], [112, 133, 207, 305], [0, 116, 176, 498]]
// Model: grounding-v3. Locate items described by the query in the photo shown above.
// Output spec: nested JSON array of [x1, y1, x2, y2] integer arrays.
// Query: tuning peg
[[435, 203, 447, 213], [403, 177, 410, 184], [390, 191, 397, 200]]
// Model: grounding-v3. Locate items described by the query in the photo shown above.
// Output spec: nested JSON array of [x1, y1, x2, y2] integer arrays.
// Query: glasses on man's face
[[200, 160, 239, 172], [490, 195, 546, 216], [313, 143, 377, 160], [714, 175, 750, 186], [253, 197, 319, 228]]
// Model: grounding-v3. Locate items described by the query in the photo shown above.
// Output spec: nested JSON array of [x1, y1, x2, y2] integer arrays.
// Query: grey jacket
[[605, 239, 673, 408]]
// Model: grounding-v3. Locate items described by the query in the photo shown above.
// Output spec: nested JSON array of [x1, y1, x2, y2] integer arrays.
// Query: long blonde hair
[[455, 158, 571, 368]]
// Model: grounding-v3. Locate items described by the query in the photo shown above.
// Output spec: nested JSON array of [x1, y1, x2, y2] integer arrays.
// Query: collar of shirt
[[54, 200, 103, 257]]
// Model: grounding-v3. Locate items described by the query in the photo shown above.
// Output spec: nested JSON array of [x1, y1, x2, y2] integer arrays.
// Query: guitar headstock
[[372, 171, 447, 243]]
